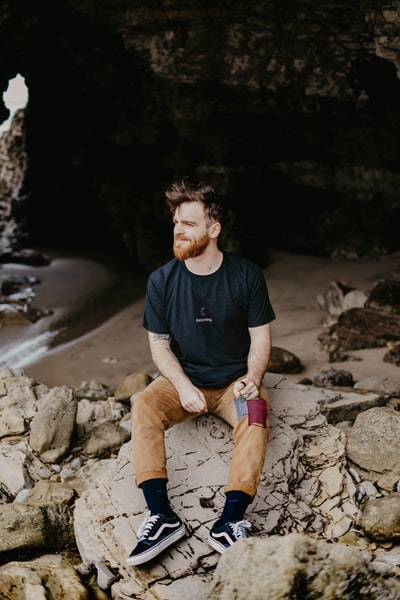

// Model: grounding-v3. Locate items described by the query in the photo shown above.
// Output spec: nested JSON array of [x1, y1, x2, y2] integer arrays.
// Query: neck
[[185, 248, 223, 275]]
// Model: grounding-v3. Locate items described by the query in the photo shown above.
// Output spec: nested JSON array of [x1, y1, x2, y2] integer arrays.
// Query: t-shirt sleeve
[[247, 267, 276, 327], [142, 272, 169, 333]]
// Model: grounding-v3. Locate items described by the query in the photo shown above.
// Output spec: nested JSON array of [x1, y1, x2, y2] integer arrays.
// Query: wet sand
[[3, 249, 400, 391]]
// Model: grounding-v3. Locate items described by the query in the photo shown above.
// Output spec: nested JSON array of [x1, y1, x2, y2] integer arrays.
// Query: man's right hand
[[178, 383, 208, 413]]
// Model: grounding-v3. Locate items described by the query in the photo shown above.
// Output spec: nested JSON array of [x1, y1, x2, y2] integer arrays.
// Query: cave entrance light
[[0, 73, 29, 134]]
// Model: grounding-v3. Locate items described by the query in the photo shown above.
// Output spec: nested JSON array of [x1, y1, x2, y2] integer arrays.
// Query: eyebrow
[[173, 217, 198, 226]]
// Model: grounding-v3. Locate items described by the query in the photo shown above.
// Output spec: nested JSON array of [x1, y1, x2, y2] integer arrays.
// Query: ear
[[209, 222, 221, 239]]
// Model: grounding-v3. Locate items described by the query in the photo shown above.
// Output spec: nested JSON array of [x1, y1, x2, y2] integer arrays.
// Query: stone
[[0, 369, 400, 597], [0, 439, 52, 500], [361, 493, 400, 542], [0, 503, 75, 553], [114, 372, 153, 401], [366, 278, 400, 315], [0, 554, 90, 600], [81, 422, 130, 458], [314, 368, 354, 388], [346, 406, 400, 491], [318, 308, 400, 354], [29, 386, 77, 463], [210, 533, 400, 600], [269, 346, 303, 374], [354, 377, 400, 397], [384, 342, 400, 367]]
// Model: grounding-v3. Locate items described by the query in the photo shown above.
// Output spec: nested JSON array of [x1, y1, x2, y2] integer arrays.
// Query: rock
[[0, 367, 47, 438], [366, 278, 400, 315], [384, 342, 400, 367], [346, 406, 400, 491], [0, 249, 50, 266], [0, 554, 90, 600], [318, 391, 387, 426], [0, 503, 75, 553], [316, 274, 400, 369], [70, 375, 374, 594], [0, 439, 52, 501], [318, 308, 400, 354], [0, 272, 52, 325], [314, 368, 354, 388], [76, 397, 129, 435], [209, 533, 400, 600], [361, 493, 400, 542], [29, 386, 78, 463], [316, 280, 367, 322], [25, 479, 76, 506], [114, 372, 153, 402], [81, 422, 130, 458], [269, 346, 303, 374], [75, 380, 111, 401], [354, 376, 400, 397], [1, 368, 400, 598]]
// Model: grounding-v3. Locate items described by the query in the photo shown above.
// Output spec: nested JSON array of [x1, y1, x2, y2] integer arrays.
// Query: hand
[[233, 378, 259, 400], [178, 384, 208, 413]]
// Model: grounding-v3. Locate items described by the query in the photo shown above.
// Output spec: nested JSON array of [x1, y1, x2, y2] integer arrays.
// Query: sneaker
[[208, 519, 252, 554], [126, 511, 186, 566]]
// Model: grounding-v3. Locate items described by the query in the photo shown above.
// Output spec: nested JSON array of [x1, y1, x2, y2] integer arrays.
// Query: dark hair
[[165, 179, 229, 227]]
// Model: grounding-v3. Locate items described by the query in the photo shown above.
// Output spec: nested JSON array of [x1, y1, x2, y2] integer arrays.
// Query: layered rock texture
[[1, 2, 400, 270], [0, 368, 400, 599]]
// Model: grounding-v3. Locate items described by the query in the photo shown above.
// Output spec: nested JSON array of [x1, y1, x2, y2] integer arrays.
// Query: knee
[[234, 396, 269, 429], [131, 391, 152, 425], [247, 397, 269, 428]]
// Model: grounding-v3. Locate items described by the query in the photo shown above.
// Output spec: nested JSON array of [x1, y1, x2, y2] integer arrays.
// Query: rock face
[[0, 2, 400, 270], [210, 534, 400, 600], [346, 406, 400, 491], [0, 108, 26, 252], [0, 367, 400, 598], [317, 274, 400, 365]]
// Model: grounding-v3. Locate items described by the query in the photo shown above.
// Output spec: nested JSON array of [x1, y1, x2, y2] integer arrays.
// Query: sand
[[5, 248, 399, 390]]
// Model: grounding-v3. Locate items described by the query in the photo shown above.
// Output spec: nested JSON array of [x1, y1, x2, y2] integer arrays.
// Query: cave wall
[[0, 1, 400, 271]]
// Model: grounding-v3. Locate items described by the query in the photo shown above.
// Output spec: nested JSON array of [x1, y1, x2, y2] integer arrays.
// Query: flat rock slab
[[73, 374, 381, 599]]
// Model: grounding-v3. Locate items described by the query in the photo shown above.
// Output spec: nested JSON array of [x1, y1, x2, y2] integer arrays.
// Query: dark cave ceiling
[[1, 1, 400, 271]]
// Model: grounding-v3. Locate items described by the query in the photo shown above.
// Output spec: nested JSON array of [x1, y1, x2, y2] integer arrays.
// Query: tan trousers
[[131, 376, 270, 498]]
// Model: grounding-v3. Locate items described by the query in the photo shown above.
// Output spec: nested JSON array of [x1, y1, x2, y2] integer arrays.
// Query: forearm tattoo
[[152, 333, 171, 341]]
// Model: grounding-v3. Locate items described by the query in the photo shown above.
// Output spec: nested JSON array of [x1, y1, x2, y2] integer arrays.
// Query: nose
[[174, 222, 184, 235]]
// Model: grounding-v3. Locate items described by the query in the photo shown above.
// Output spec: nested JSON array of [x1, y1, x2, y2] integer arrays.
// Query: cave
[[1, 1, 400, 273]]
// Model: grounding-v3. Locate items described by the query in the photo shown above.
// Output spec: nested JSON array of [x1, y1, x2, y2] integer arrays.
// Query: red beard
[[173, 232, 210, 261]]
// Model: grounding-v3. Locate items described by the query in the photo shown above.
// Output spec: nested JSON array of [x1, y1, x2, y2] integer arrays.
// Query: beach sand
[[7, 248, 400, 390]]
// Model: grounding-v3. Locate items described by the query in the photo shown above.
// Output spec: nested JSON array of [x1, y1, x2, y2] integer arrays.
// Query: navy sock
[[215, 491, 252, 527], [140, 478, 175, 517]]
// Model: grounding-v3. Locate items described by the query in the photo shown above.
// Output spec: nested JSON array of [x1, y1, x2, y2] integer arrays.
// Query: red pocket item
[[247, 397, 268, 428]]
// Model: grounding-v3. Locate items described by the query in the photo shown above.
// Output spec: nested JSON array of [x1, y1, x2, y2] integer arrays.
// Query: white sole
[[126, 524, 186, 566], [208, 535, 229, 554]]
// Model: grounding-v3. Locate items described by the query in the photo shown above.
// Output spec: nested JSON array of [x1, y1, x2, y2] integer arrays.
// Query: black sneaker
[[208, 519, 252, 553], [126, 511, 186, 566]]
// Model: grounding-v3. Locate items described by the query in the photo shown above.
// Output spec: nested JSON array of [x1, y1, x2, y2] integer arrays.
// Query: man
[[127, 179, 275, 566]]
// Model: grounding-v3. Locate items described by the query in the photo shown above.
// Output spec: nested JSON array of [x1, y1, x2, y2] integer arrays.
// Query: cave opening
[[0, 73, 28, 134]]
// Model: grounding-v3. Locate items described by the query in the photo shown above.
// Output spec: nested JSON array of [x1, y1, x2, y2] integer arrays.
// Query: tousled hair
[[165, 178, 229, 227]]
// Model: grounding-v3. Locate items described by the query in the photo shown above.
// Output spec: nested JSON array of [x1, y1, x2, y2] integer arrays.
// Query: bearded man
[[127, 178, 276, 566]]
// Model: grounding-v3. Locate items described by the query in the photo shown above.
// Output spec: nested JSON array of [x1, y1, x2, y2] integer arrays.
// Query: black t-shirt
[[142, 252, 276, 388]]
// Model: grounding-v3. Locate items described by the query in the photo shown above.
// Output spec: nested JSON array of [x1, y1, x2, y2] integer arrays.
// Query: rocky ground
[[0, 368, 400, 599], [0, 249, 399, 598]]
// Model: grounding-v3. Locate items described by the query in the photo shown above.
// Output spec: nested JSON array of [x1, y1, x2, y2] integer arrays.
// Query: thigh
[[207, 382, 239, 427], [135, 375, 201, 428], [209, 382, 271, 428]]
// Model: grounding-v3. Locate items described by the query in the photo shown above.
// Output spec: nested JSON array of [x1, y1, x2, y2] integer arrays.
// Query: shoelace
[[230, 519, 252, 540], [137, 512, 160, 540]]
